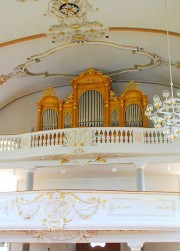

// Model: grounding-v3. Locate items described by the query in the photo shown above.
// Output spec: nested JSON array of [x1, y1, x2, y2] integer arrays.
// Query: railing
[[0, 136, 21, 151], [0, 127, 175, 152], [30, 127, 171, 148]]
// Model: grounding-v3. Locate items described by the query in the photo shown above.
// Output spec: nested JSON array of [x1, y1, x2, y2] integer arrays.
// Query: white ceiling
[[0, 0, 180, 110]]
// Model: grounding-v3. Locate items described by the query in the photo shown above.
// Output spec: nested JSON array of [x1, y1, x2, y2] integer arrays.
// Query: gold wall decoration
[[37, 70, 148, 130]]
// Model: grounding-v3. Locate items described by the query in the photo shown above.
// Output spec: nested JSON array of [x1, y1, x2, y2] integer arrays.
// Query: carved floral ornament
[[12, 191, 106, 231], [17, 0, 107, 44], [0, 41, 169, 85]]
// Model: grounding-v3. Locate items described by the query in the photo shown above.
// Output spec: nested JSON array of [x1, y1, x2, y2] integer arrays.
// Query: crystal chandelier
[[145, 0, 180, 140]]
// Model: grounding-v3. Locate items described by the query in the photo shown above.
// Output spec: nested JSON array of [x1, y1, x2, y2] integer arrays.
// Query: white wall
[[17, 175, 179, 192], [30, 243, 67, 251], [145, 243, 180, 251], [0, 86, 72, 135]]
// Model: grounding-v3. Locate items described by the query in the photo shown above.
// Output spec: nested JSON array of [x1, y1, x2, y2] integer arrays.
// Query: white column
[[127, 242, 144, 251], [134, 163, 146, 191], [25, 168, 36, 191]]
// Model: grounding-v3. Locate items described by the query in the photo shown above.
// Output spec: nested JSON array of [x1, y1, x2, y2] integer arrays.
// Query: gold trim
[[1, 27, 180, 49]]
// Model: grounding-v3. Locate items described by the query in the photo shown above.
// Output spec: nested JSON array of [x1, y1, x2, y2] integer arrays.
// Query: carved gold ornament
[[0, 75, 9, 85], [125, 81, 141, 92], [45, 0, 96, 22], [65, 93, 73, 103], [43, 87, 57, 97], [13, 192, 104, 231], [110, 90, 118, 100], [47, 21, 108, 44]]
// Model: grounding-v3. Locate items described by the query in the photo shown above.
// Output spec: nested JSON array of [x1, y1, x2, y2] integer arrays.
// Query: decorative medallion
[[45, 0, 95, 22], [59, 3, 80, 17]]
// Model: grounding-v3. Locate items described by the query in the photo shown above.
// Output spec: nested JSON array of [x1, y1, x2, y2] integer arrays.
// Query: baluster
[[19, 137, 22, 149], [31, 135, 35, 148], [34, 135, 38, 147], [153, 131, 157, 143], [46, 133, 51, 146], [40, 134, 44, 147], [7, 138, 10, 151], [123, 130, 126, 143], [146, 131, 149, 144], [0, 139, 2, 151], [112, 130, 115, 143], [10, 139, 14, 150], [129, 130, 133, 143], [117, 130, 120, 143], [14, 139, 17, 150], [52, 133, 55, 145], [106, 129, 110, 143], [54, 132, 58, 145], [158, 131, 163, 143], [127, 130, 130, 143], [99, 130, 102, 143], [3, 138, 7, 151], [95, 130, 99, 143], [101, 130, 106, 143], [114, 129, 118, 143], [119, 130, 122, 143]]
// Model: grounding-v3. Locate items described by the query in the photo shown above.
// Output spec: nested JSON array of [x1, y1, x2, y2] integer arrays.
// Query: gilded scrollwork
[[63, 129, 96, 147], [65, 93, 73, 103], [0, 75, 10, 85], [11, 192, 105, 231], [110, 90, 118, 100], [33, 230, 98, 242]]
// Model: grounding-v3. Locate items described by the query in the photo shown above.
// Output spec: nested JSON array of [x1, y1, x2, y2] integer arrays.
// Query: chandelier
[[145, 0, 180, 140]]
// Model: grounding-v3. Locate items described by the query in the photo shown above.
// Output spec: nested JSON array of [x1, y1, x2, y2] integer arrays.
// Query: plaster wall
[[18, 175, 179, 192], [0, 86, 72, 135]]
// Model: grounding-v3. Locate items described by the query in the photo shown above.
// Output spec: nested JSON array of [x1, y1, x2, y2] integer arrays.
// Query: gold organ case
[[37, 68, 148, 130]]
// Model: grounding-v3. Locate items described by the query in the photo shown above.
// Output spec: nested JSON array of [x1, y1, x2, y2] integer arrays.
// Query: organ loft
[[37, 68, 148, 130]]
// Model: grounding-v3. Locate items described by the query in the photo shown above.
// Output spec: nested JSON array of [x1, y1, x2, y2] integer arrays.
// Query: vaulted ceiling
[[0, 0, 180, 110]]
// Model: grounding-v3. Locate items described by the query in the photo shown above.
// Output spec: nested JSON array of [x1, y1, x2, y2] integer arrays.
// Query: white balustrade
[[0, 136, 21, 151], [0, 127, 177, 153]]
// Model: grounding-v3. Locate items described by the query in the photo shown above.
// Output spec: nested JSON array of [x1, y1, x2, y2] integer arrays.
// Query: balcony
[[0, 189, 179, 243], [0, 127, 179, 162]]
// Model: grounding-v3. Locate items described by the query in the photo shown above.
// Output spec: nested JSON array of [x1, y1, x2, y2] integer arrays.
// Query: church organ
[[37, 68, 148, 130]]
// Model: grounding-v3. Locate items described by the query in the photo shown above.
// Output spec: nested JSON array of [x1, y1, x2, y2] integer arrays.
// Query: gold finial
[[43, 87, 56, 97], [125, 81, 140, 92], [71, 68, 111, 83]]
